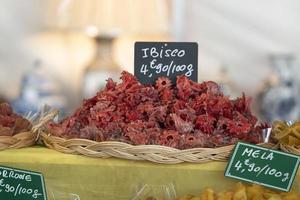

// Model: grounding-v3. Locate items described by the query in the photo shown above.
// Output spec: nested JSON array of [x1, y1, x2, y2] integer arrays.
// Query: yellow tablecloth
[[0, 147, 298, 200]]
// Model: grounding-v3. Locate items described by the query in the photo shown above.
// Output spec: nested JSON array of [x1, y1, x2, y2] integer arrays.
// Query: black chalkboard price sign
[[134, 42, 198, 85]]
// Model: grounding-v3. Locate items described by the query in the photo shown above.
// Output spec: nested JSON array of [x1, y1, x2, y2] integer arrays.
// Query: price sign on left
[[0, 166, 47, 200]]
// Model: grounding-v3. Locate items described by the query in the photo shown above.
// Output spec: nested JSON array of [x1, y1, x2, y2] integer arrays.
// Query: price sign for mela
[[225, 142, 300, 192], [0, 166, 47, 200], [134, 42, 198, 84]]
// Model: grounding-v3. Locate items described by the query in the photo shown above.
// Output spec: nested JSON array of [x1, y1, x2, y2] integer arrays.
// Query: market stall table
[[0, 147, 299, 200]]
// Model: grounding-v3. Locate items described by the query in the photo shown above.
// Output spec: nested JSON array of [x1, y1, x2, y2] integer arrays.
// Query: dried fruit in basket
[[176, 183, 300, 200], [48, 71, 267, 149], [272, 121, 300, 145], [0, 103, 32, 136]]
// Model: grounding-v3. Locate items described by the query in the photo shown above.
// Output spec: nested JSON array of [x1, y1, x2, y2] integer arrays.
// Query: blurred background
[[0, 0, 300, 122]]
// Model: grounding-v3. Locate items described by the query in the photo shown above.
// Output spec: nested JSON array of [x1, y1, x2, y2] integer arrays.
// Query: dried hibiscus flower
[[0, 103, 32, 136], [48, 71, 267, 149]]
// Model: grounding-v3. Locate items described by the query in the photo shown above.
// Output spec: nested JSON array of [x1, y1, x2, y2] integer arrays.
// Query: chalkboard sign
[[225, 142, 300, 192], [0, 166, 47, 200], [134, 42, 198, 84]]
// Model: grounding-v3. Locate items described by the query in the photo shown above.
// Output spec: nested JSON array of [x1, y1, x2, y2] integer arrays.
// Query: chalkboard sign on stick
[[225, 142, 300, 192], [0, 166, 47, 200], [134, 42, 198, 85]]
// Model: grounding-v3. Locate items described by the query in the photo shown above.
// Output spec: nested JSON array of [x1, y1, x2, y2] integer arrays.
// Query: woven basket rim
[[42, 133, 234, 150], [0, 110, 56, 150], [40, 130, 276, 164], [0, 128, 37, 150], [278, 143, 300, 155]]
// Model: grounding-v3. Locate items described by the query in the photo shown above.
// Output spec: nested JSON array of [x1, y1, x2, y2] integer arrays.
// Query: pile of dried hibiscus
[[0, 103, 32, 136], [48, 71, 266, 149]]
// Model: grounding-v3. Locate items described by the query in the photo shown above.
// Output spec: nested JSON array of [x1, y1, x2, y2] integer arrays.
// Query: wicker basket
[[0, 107, 60, 151], [0, 131, 37, 150], [39, 111, 277, 164], [0, 114, 41, 151], [279, 144, 300, 155]]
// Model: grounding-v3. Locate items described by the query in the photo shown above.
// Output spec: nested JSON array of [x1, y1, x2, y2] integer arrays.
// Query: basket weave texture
[[279, 144, 300, 155], [0, 116, 41, 151], [40, 111, 277, 164], [0, 132, 37, 150]]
